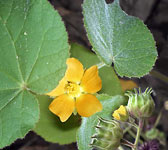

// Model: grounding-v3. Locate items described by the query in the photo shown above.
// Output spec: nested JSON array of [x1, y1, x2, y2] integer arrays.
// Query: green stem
[[97, 62, 106, 69], [118, 146, 124, 150], [134, 125, 141, 147], [126, 121, 138, 129], [124, 126, 143, 144], [150, 70, 168, 83], [128, 130, 143, 144], [121, 139, 134, 149], [123, 126, 132, 134], [128, 129, 136, 138], [133, 119, 144, 150], [26, 87, 37, 95], [154, 110, 162, 128]]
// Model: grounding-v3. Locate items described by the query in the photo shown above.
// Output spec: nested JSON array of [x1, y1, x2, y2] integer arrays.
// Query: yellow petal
[[112, 110, 121, 120], [46, 77, 67, 97], [65, 58, 84, 83], [76, 94, 102, 117], [117, 105, 126, 116], [81, 66, 102, 94], [49, 94, 75, 122], [120, 79, 138, 91], [112, 105, 128, 121]]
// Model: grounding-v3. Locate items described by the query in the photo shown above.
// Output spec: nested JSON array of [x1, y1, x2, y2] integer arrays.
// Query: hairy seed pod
[[126, 88, 155, 119], [145, 128, 166, 143], [91, 117, 123, 150]]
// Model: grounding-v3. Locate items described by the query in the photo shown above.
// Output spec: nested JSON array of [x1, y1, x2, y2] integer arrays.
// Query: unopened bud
[[146, 128, 165, 142], [112, 105, 128, 122]]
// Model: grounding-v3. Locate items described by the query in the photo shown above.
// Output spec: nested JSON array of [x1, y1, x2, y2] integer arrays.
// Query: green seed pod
[[145, 128, 159, 139], [146, 128, 166, 141], [126, 88, 155, 118], [91, 117, 123, 150]]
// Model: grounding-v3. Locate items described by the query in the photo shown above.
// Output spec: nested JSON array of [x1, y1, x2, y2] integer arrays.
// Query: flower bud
[[91, 117, 123, 150], [145, 128, 166, 143], [112, 105, 128, 122], [145, 128, 159, 140], [126, 88, 155, 118]]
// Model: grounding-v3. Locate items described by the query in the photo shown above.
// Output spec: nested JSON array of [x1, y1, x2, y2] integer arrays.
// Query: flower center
[[64, 82, 83, 98]]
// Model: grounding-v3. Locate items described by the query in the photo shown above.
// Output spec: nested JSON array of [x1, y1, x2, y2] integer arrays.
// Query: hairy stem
[[128, 130, 143, 144], [154, 110, 162, 128], [121, 139, 134, 148], [133, 119, 144, 150], [150, 70, 168, 83], [97, 62, 106, 69]]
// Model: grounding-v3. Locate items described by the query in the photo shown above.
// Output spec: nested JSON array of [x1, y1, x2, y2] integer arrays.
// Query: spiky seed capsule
[[145, 128, 166, 144], [126, 88, 155, 119], [91, 117, 123, 150]]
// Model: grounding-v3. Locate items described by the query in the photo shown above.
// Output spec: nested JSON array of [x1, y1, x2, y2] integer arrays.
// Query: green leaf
[[70, 43, 122, 96], [99, 67, 122, 96], [34, 95, 80, 144], [77, 94, 126, 150], [82, 0, 157, 77], [0, 0, 69, 148], [70, 43, 100, 68], [0, 90, 39, 147]]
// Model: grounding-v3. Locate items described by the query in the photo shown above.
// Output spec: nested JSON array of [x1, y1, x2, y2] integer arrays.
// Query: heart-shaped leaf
[[83, 0, 157, 77], [0, 0, 69, 148]]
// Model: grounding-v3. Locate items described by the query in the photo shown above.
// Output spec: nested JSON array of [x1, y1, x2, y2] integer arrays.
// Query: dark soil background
[[1, 0, 168, 149]]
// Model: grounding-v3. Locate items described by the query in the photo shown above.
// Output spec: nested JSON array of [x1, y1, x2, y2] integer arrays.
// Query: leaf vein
[[38, 48, 66, 59], [114, 46, 154, 58], [116, 55, 154, 60], [28, 67, 66, 85], [25, 28, 50, 82], [0, 14, 24, 82], [0, 90, 21, 112], [4, 0, 14, 23], [0, 88, 20, 91], [0, 68, 20, 84]]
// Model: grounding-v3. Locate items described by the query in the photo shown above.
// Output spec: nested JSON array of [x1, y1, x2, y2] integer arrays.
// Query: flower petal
[[65, 58, 84, 82], [117, 105, 127, 116], [81, 66, 102, 93], [49, 94, 75, 122], [76, 94, 102, 117], [112, 110, 121, 120], [46, 77, 67, 97]]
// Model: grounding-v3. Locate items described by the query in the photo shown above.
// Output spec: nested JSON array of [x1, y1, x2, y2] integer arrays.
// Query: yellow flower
[[46, 58, 102, 122], [112, 105, 128, 121]]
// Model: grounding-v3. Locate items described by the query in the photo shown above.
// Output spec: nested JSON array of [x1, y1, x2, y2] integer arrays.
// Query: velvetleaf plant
[[77, 0, 158, 150], [0, 0, 159, 150]]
